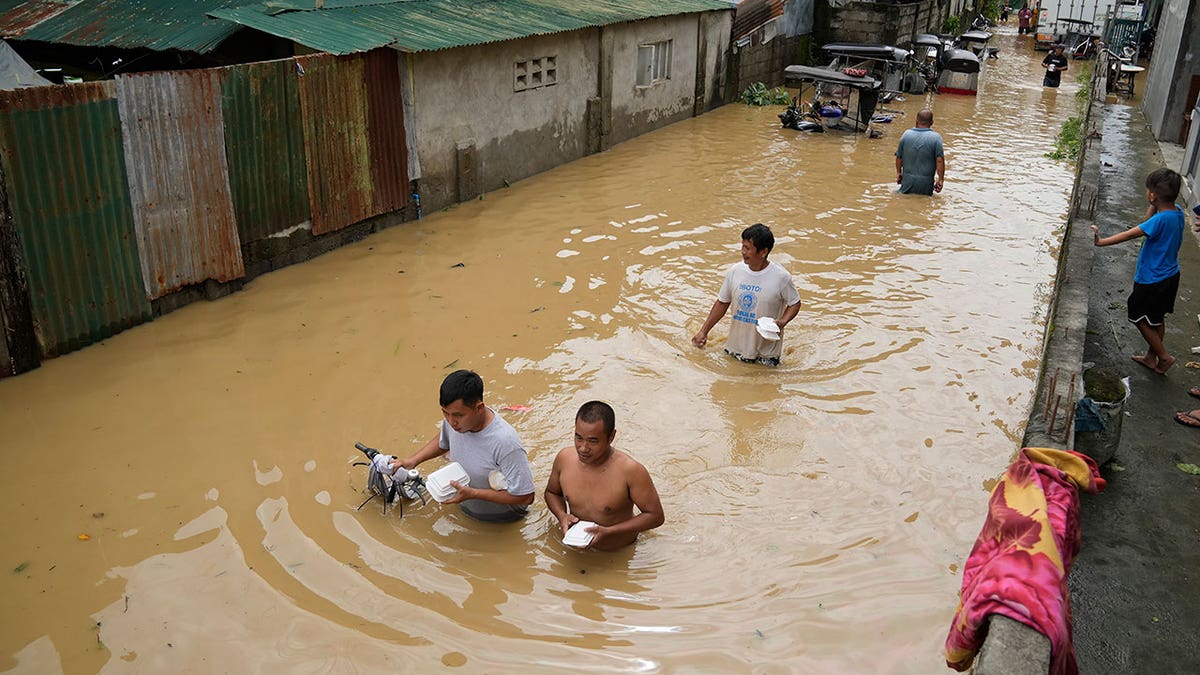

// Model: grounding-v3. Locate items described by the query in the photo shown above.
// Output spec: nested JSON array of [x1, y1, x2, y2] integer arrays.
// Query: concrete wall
[[1141, 0, 1199, 143], [824, 0, 941, 45], [410, 11, 732, 211], [410, 30, 598, 210], [702, 12, 734, 112], [947, 0, 971, 24], [784, 0, 816, 36], [606, 13, 731, 146]]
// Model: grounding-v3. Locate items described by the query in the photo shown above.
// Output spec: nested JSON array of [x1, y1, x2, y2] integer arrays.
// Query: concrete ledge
[[973, 616, 1052, 675], [1020, 128, 1102, 451], [969, 59, 1113, 672]]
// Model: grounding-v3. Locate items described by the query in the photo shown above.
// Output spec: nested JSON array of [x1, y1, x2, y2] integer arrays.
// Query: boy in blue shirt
[[1092, 169, 1186, 374]]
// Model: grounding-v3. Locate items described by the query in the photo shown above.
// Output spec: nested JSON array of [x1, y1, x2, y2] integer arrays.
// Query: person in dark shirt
[[1042, 45, 1069, 88]]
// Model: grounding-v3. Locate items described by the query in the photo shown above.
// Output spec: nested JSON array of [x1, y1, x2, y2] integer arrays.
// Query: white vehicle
[[1034, 0, 1119, 51]]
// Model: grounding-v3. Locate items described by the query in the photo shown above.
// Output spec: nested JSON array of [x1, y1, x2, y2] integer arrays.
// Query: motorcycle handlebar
[[354, 441, 381, 461]]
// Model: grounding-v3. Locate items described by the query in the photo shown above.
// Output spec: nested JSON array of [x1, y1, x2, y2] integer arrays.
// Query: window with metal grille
[[514, 56, 557, 92], [636, 40, 672, 87]]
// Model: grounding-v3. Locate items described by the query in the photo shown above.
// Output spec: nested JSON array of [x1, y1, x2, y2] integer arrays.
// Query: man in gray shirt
[[391, 370, 535, 522], [894, 109, 945, 195]]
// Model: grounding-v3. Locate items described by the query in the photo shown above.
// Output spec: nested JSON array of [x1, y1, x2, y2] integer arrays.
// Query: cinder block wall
[[826, 0, 940, 45], [733, 35, 805, 94]]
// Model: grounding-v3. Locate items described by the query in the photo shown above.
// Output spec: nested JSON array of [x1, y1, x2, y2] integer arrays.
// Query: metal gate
[[1104, 17, 1144, 61]]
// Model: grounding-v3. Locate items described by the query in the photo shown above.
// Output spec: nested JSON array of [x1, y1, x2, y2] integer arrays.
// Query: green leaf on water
[[13, 561, 29, 574], [1176, 463, 1200, 475], [1109, 464, 1125, 472]]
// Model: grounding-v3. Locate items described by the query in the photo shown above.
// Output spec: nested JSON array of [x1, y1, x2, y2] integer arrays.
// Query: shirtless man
[[544, 401, 664, 551]]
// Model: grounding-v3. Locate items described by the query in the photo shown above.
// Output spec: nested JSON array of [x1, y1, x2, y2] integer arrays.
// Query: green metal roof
[[2, 0, 245, 53], [211, 0, 733, 55]]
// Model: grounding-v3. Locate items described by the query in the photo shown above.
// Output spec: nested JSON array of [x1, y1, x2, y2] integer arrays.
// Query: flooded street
[[1, 31, 1081, 673]]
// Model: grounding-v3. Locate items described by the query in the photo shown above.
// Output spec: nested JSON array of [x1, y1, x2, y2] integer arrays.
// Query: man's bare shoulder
[[613, 450, 652, 477], [551, 446, 576, 465]]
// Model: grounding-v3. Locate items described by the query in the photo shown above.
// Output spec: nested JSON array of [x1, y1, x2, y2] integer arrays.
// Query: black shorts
[[1127, 272, 1180, 326], [1019, 26, 1031, 34]]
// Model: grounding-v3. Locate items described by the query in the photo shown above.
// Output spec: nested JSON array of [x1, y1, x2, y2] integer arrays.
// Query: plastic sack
[[1074, 397, 1106, 432]]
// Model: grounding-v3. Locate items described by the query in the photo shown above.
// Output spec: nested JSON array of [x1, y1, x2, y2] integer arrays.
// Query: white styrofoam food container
[[756, 316, 781, 340], [426, 462, 470, 503], [562, 521, 596, 548]]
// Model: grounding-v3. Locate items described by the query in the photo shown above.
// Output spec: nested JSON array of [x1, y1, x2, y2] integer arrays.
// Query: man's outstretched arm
[[692, 300, 730, 348]]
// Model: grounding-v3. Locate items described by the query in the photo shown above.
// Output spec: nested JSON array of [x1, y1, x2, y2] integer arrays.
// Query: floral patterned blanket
[[945, 447, 1106, 674]]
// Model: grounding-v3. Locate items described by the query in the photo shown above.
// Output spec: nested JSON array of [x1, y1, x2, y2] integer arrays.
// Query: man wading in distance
[[691, 223, 802, 367], [895, 109, 945, 195]]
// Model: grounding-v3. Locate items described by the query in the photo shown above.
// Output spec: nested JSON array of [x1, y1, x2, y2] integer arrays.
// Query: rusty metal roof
[[1, 0, 245, 53], [211, 0, 733, 55], [0, 1, 76, 38], [2, 0, 731, 55], [733, 0, 783, 42]]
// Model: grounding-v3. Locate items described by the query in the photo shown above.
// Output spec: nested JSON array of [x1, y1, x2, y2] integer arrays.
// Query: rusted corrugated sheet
[[733, 0, 784, 42], [220, 58, 310, 244], [13, 0, 242, 53], [115, 69, 244, 299], [0, 1, 75, 39], [0, 83, 151, 357], [0, 79, 114, 111], [363, 48, 408, 215], [295, 52, 372, 236]]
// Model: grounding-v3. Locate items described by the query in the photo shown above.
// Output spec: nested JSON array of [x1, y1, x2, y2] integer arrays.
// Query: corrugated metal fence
[[221, 58, 311, 245], [296, 52, 375, 236], [0, 82, 151, 359], [116, 69, 246, 299], [0, 49, 409, 376]]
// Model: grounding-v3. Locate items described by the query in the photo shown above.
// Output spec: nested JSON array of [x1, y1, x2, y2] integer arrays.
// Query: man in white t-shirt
[[691, 224, 802, 366], [391, 370, 535, 522]]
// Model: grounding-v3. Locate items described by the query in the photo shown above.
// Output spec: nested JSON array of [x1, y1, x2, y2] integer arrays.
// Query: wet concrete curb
[[969, 63, 1110, 674]]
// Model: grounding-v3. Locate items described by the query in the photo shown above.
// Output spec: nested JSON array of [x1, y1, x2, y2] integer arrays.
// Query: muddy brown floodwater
[[1, 32, 1080, 674]]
